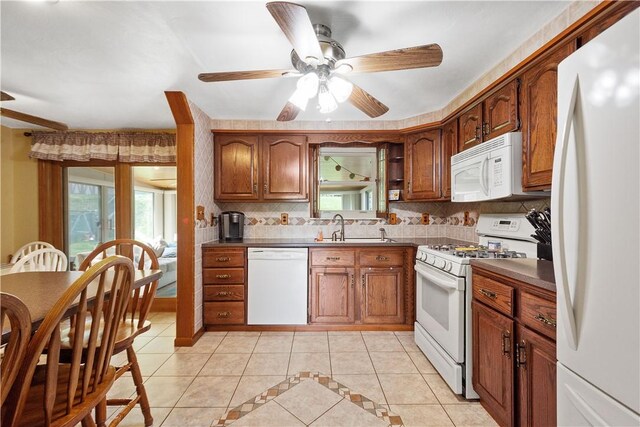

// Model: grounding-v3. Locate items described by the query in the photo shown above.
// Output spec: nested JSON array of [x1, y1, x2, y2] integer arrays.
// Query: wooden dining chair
[[9, 241, 55, 264], [9, 248, 68, 273], [0, 293, 31, 407], [76, 239, 160, 427], [2, 256, 134, 427]]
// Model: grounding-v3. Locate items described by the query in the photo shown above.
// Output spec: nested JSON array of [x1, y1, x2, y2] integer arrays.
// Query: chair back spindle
[[0, 293, 31, 406], [9, 248, 68, 273]]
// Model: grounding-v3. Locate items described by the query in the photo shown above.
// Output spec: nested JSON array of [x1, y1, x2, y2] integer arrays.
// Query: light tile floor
[[105, 312, 497, 427]]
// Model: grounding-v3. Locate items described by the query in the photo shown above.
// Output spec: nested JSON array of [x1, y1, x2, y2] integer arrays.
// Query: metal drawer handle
[[502, 331, 511, 357], [216, 291, 230, 297], [376, 256, 389, 261], [215, 257, 231, 262], [534, 313, 557, 327], [215, 274, 231, 279], [480, 289, 497, 299], [326, 256, 341, 261], [217, 311, 231, 318]]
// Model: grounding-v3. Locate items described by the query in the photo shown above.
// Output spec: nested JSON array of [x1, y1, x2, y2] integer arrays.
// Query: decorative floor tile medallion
[[215, 371, 404, 426]]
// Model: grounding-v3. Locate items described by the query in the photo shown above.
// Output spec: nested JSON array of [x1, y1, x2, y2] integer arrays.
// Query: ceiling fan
[[198, 1, 443, 121], [0, 91, 69, 131]]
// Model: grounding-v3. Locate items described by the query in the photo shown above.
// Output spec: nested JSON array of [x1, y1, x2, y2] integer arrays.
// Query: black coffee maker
[[218, 211, 245, 242]]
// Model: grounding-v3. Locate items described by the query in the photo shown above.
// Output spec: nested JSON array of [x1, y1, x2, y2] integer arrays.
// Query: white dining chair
[[9, 248, 68, 273], [9, 241, 55, 264]]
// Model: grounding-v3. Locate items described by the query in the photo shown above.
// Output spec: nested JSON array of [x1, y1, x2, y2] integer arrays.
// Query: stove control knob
[[427, 255, 436, 265], [436, 259, 446, 269], [445, 262, 453, 272]]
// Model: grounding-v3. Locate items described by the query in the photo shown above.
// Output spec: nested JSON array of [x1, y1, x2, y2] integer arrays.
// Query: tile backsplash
[[214, 198, 550, 243]]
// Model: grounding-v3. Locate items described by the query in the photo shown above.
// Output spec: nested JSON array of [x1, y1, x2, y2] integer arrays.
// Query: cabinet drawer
[[310, 249, 355, 267], [203, 268, 245, 284], [359, 250, 403, 267], [204, 302, 245, 324], [204, 285, 245, 302], [473, 274, 514, 316], [203, 249, 245, 268], [520, 291, 557, 340]]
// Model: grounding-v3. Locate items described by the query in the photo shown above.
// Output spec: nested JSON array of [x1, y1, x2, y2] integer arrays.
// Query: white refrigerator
[[552, 9, 640, 426]]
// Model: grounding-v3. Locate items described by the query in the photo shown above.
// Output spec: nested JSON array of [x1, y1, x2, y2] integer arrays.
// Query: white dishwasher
[[247, 248, 308, 325]]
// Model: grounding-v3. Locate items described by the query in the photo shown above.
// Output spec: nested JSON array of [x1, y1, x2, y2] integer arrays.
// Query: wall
[[0, 126, 39, 262], [191, 101, 216, 333], [216, 198, 549, 244]]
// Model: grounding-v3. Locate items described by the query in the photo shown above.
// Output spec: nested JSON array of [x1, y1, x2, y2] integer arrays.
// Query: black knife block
[[537, 243, 553, 261]]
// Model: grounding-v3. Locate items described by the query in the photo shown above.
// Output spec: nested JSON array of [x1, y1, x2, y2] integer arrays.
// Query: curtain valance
[[29, 131, 176, 163]]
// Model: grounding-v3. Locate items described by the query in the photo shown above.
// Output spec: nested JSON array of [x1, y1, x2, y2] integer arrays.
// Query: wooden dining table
[[1, 269, 162, 338]]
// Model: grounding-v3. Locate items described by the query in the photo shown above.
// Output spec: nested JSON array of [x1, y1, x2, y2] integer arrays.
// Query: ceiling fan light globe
[[328, 75, 353, 103], [297, 72, 320, 98], [289, 88, 309, 111], [318, 84, 338, 114]]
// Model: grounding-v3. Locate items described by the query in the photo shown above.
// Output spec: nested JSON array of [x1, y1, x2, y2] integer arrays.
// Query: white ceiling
[[1, 1, 570, 129]]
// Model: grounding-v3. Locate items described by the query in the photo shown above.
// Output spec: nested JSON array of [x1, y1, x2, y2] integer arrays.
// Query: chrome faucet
[[332, 213, 345, 241], [379, 227, 387, 241]]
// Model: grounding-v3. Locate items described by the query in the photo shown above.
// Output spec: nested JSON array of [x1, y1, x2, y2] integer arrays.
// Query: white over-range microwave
[[450, 132, 547, 202]]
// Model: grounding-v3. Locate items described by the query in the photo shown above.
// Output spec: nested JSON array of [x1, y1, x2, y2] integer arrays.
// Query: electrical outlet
[[388, 213, 398, 225], [421, 213, 430, 225], [280, 213, 289, 225], [196, 205, 205, 221], [463, 211, 470, 226]]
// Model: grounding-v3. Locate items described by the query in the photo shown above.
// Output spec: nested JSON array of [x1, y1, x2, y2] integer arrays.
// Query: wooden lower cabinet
[[203, 247, 247, 326], [472, 269, 557, 427], [309, 247, 413, 326], [360, 267, 404, 324], [309, 267, 356, 323], [472, 300, 514, 427], [517, 324, 557, 427]]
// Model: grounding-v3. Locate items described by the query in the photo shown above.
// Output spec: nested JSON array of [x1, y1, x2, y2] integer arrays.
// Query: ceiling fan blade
[[1, 91, 15, 101], [199, 69, 297, 82], [0, 108, 68, 131], [276, 101, 301, 122], [338, 44, 443, 74], [266, 2, 323, 64], [348, 84, 389, 118]]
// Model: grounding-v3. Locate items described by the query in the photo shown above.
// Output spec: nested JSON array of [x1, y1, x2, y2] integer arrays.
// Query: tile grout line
[[223, 331, 262, 415], [362, 332, 391, 409]]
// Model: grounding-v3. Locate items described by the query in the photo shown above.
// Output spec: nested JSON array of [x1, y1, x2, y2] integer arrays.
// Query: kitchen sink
[[318, 238, 395, 244]]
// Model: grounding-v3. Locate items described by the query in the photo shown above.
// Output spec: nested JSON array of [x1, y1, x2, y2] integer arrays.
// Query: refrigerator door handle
[[553, 75, 580, 350]]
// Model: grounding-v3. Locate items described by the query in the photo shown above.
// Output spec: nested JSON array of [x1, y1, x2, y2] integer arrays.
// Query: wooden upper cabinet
[[405, 129, 441, 201], [472, 300, 515, 427], [441, 119, 458, 200], [517, 324, 557, 427], [458, 103, 483, 151], [214, 134, 259, 200], [262, 135, 308, 200], [520, 42, 575, 191], [360, 267, 404, 324], [483, 79, 520, 141], [214, 133, 309, 202]]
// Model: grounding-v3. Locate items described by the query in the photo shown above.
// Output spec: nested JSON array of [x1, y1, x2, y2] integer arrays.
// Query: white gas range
[[414, 214, 537, 399]]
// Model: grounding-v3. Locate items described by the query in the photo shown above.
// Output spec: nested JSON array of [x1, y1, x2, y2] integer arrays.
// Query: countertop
[[470, 259, 556, 292], [202, 237, 474, 248]]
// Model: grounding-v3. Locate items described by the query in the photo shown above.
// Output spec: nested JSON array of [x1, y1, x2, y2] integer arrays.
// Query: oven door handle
[[414, 264, 464, 291]]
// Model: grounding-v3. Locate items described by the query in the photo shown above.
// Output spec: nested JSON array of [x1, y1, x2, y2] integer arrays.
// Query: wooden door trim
[[165, 91, 196, 346], [38, 160, 64, 248]]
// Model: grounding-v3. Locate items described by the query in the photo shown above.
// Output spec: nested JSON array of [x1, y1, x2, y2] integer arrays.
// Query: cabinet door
[[309, 268, 355, 324], [405, 129, 441, 200], [520, 42, 574, 191], [359, 267, 404, 324], [483, 79, 519, 141], [441, 119, 457, 199], [472, 300, 515, 427], [458, 103, 483, 151], [517, 325, 557, 427], [262, 135, 308, 200], [214, 134, 260, 200]]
